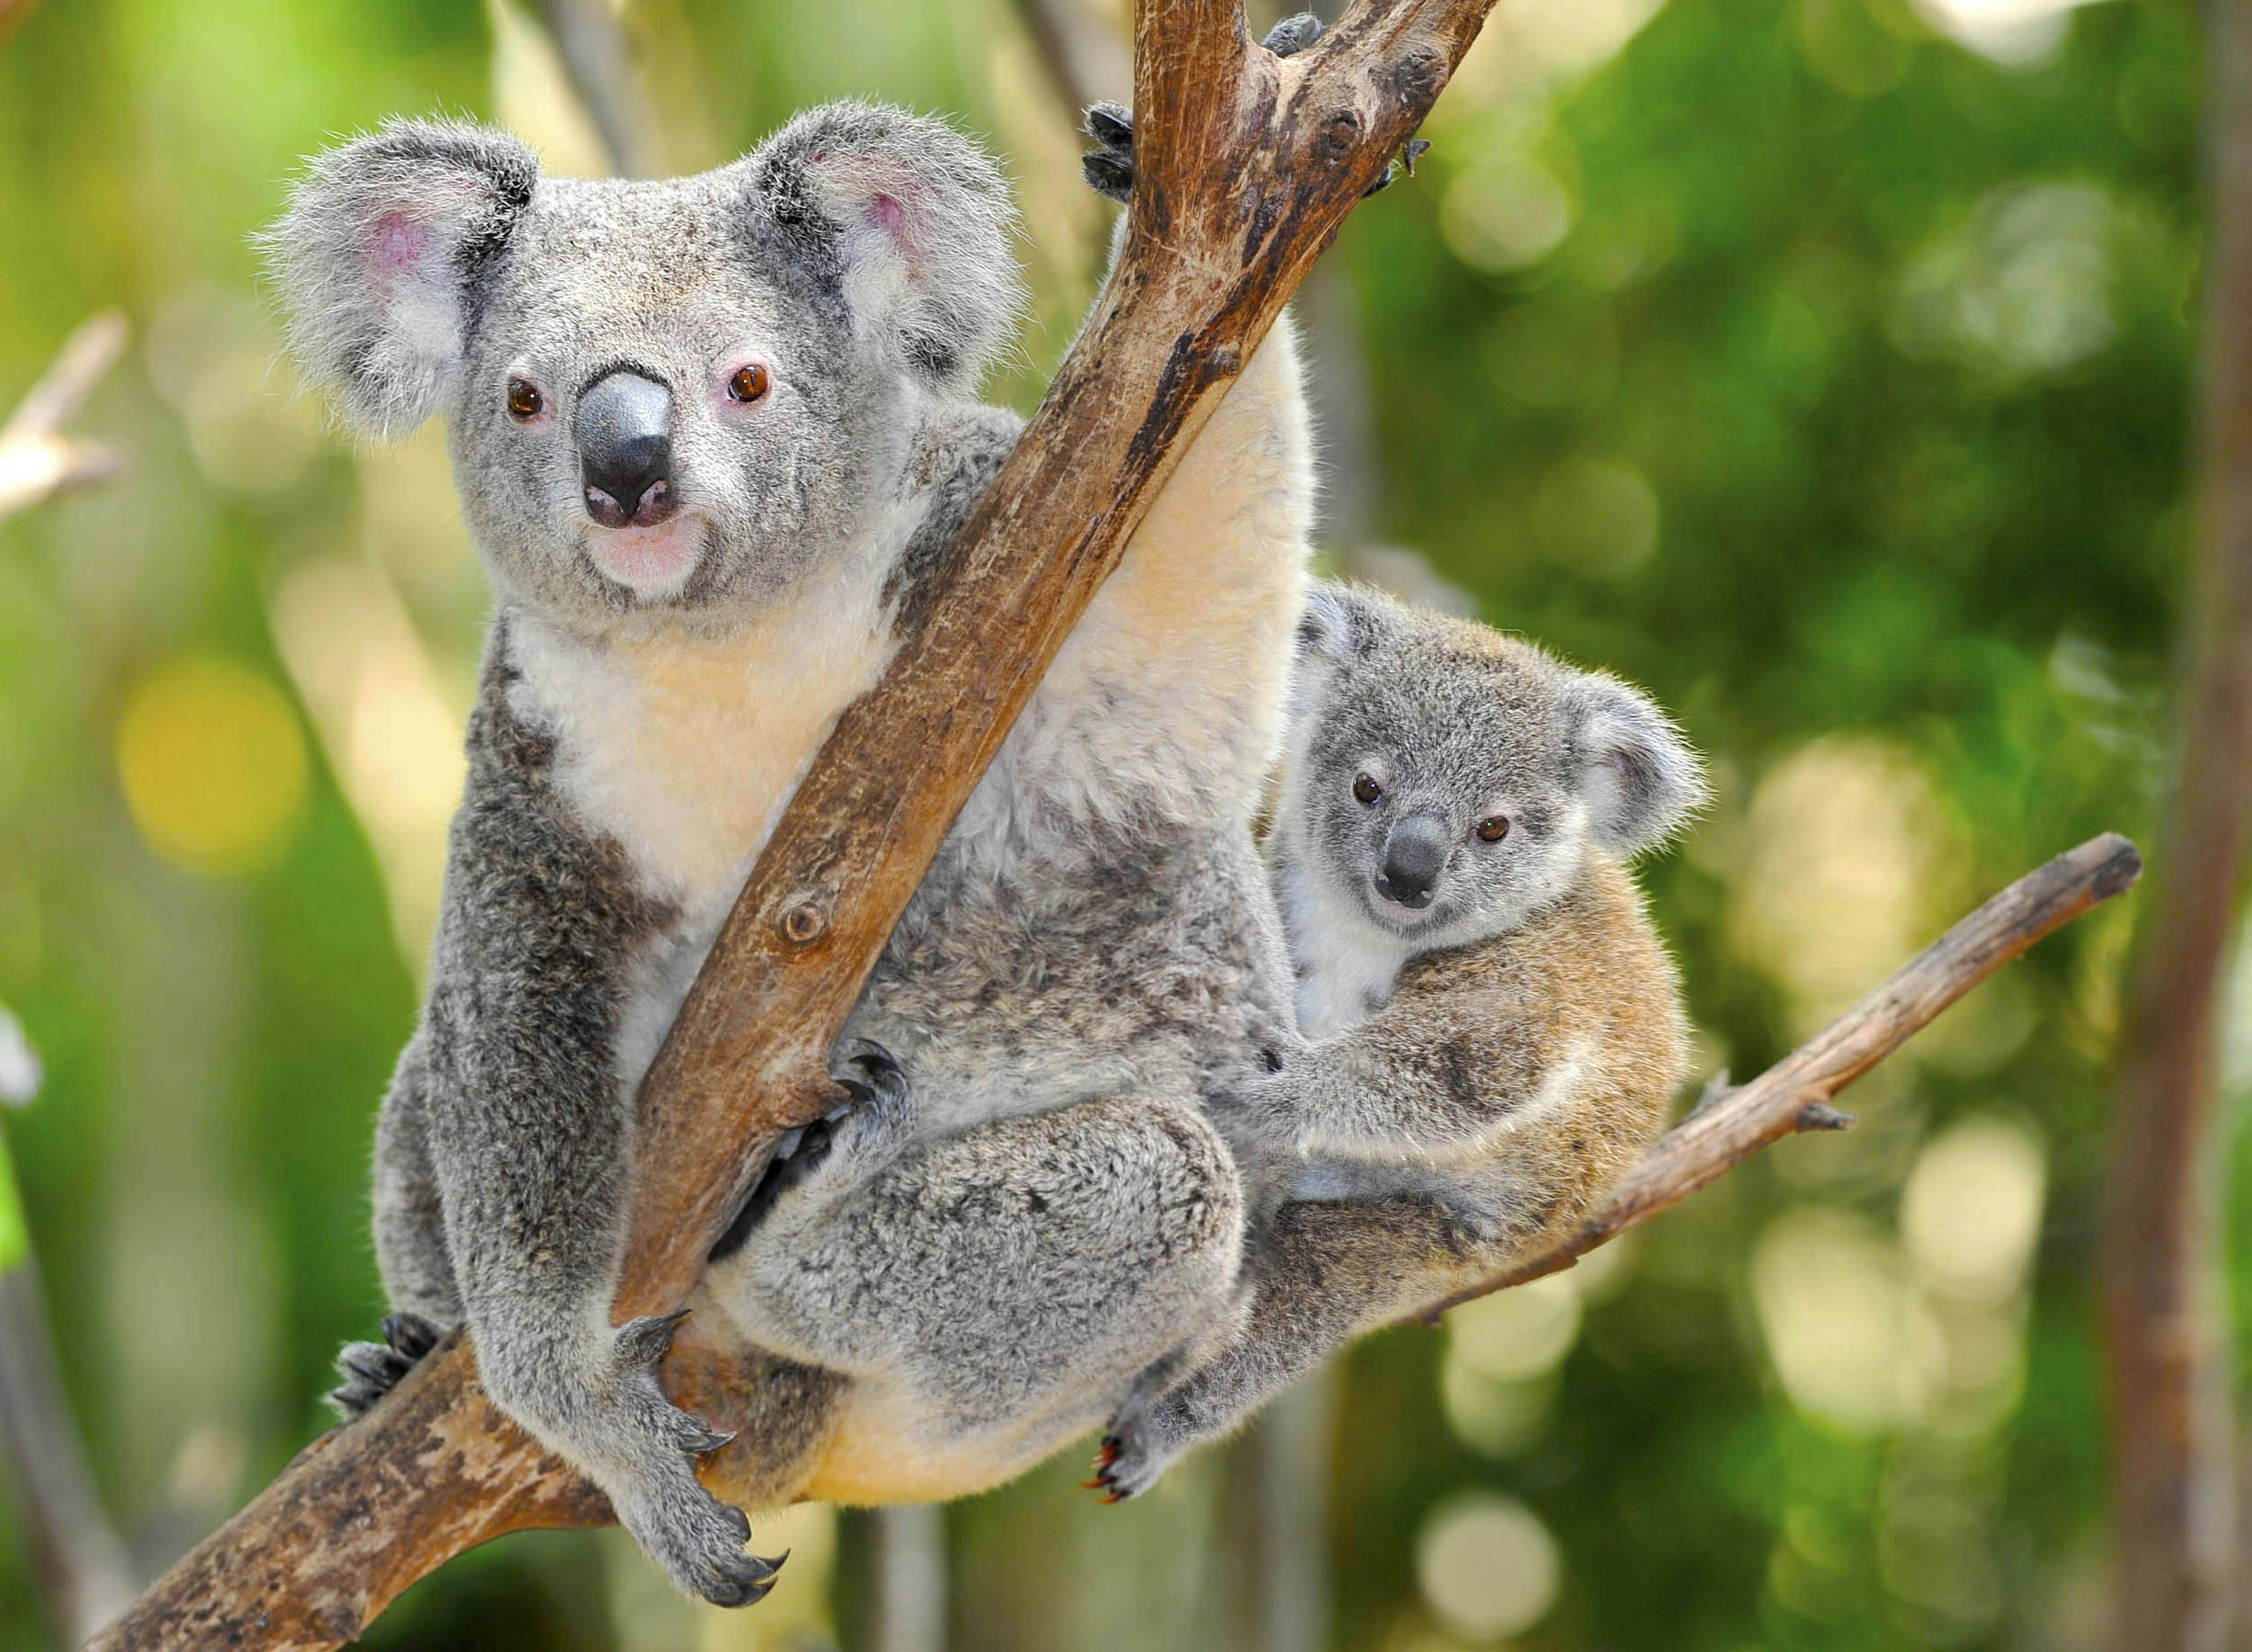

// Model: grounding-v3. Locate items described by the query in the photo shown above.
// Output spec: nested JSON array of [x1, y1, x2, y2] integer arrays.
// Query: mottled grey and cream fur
[[270, 101, 1308, 1603], [1090, 582, 1705, 1498]]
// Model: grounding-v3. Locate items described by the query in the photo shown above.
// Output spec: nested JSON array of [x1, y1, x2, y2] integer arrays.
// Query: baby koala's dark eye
[[1475, 816, 1510, 843], [506, 378, 542, 420], [1352, 774, 1382, 805], [728, 363, 771, 403]]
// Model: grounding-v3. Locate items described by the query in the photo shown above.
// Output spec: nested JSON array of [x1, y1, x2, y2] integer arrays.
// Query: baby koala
[[1091, 581, 1706, 1498]]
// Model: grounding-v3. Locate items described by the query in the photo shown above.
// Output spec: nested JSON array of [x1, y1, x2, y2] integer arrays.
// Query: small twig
[[1411, 831, 2143, 1319], [0, 311, 128, 521]]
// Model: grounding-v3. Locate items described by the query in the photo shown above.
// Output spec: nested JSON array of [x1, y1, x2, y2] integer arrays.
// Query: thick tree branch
[[1415, 831, 2143, 1321], [2100, 0, 2252, 1641], [95, 4, 1501, 1647]]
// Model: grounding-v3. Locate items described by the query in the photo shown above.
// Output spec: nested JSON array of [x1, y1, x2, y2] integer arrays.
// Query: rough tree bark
[[2100, 0, 2252, 1644], [79, 9, 2149, 1650]]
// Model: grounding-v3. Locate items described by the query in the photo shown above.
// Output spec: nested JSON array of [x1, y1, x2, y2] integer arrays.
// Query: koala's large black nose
[[576, 369, 676, 528], [1375, 815, 1450, 910]]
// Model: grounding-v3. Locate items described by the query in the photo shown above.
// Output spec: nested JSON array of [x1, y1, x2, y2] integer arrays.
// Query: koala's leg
[[1093, 1195, 1474, 1501], [333, 1034, 461, 1417], [707, 1094, 1244, 1459]]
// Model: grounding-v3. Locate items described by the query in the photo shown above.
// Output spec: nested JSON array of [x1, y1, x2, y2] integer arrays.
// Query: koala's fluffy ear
[[1561, 671, 1708, 857], [262, 119, 539, 437], [749, 101, 1023, 395], [1288, 582, 1386, 717]]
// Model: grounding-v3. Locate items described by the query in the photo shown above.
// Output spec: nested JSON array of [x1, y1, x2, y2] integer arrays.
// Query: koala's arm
[[1250, 946, 1578, 1165], [405, 627, 784, 1606]]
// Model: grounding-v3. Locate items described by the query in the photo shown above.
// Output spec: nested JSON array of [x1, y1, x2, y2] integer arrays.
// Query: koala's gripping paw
[[1081, 15, 1338, 204], [567, 1309, 789, 1606], [1083, 1398, 1188, 1503], [329, 1311, 444, 1419], [710, 1042, 915, 1262], [1078, 16, 1423, 205]]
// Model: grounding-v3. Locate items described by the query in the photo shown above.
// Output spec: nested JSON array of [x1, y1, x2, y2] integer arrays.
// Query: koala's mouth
[[1363, 876, 1446, 933], [584, 515, 710, 602]]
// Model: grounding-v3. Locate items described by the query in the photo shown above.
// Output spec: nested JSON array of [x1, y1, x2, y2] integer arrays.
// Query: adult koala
[[268, 96, 1309, 1602]]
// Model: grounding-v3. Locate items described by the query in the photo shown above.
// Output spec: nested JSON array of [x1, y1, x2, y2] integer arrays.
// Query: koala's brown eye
[[728, 364, 771, 403], [1476, 816, 1510, 843], [506, 378, 542, 420], [1352, 774, 1382, 805]]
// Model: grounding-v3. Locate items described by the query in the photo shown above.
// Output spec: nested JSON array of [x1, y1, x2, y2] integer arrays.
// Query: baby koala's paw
[[328, 1311, 445, 1418], [1233, 1066, 1315, 1157]]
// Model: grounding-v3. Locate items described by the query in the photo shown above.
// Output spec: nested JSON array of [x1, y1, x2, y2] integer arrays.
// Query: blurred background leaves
[[0, 0, 2217, 1646]]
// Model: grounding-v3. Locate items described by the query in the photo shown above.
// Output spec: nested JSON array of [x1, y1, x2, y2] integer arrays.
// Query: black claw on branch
[[1083, 14, 1428, 209], [1795, 1100, 1856, 1133], [328, 1310, 446, 1419]]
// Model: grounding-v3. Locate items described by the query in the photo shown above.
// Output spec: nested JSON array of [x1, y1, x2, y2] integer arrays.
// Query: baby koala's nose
[[1375, 815, 1449, 910], [576, 368, 676, 528]]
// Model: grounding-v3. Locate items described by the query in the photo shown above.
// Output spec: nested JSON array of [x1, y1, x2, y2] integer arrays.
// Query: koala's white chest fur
[[508, 525, 907, 992], [1276, 857, 1411, 1040]]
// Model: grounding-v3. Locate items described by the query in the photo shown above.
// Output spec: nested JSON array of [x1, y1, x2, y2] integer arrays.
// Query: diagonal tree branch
[[94, 4, 1505, 1647], [1412, 831, 2143, 1321]]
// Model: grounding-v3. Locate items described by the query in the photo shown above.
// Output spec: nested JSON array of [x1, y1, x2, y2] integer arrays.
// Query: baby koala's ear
[[1288, 581, 1385, 717], [262, 118, 540, 438], [1561, 670, 1708, 857], [749, 100, 1024, 395]]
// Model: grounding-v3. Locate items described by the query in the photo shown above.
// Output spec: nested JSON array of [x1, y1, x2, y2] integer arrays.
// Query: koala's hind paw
[[614, 1461, 789, 1607], [328, 1311, 445, 1419]]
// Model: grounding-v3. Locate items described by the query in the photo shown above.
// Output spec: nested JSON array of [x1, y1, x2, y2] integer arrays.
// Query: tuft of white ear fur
[[1562, 670, 1709, 857], [749, 101, 1024, 396], [260, 118, 539, 439], [1287, 581, 1386, 721]]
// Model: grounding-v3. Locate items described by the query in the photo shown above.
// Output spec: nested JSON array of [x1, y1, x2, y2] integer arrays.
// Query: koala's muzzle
[[1375, 813, 1449, 910], [577, 369, 677, 529]]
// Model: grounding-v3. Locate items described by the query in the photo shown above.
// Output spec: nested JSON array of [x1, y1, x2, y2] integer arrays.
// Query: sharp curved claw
[[1083, 100, 1132, 148], [618, 1307, 693, 1368], [380, 1311, 442, 1360], [687, 1427, 738, 1457]]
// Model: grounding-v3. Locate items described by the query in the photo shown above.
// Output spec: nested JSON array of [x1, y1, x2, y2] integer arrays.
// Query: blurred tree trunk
[[2099, 1, 2252, 1645]]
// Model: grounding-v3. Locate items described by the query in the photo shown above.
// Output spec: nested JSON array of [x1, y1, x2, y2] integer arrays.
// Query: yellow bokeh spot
[[117, 658, 310, 875]]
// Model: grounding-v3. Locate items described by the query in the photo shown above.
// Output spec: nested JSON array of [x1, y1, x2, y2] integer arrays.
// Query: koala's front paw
[[1081, 15, 1332, 203], [330, 1311, 445, 1418], [710, 1043, 916, 1261], [1084, 1394, 1189, 1502], [576, 1311, 789, 1606], [1234, 1070, 1314, 1156]]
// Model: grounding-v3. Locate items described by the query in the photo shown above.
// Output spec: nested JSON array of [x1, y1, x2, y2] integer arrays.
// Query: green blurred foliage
[[0, 0, 2220, 1648]]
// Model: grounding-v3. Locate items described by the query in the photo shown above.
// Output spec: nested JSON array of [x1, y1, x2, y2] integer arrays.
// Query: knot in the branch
[[1319, 108, 1363, 161]]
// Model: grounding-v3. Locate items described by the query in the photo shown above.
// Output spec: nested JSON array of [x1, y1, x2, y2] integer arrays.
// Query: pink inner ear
[[368, 212, 431, 280], [871, 194, 907, 236]]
